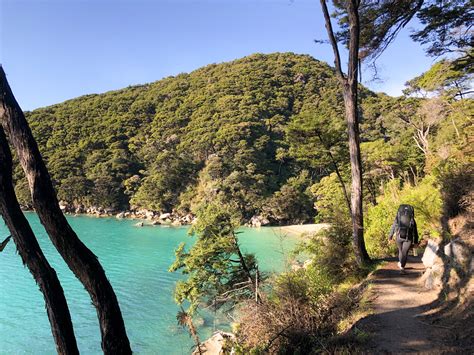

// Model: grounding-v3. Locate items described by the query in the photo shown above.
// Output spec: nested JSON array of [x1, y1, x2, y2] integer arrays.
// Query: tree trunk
[[319, 0, 370, 266], [343, 84, 370, 265], [0, 67, 132, 354], [0, 128, 79, 354], [344, 0, 371, 265], [232, 232, 260, 302]]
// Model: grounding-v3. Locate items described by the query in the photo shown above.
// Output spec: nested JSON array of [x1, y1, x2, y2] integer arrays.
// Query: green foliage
[[404, 58, 473, 98], [22, 52, 425, 223], [24, 53, 360, 217], [289, 171, 356, 293], [365, 177, 443, 257], [311, 172, 350, 224], [169, 200, 258, 314], [334, 0, 472, 64], [411, 0, 473, 59], [263, 170, 314, 224]]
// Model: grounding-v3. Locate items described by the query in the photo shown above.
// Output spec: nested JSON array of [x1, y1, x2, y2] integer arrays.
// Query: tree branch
[[319, 0, 345, 80]]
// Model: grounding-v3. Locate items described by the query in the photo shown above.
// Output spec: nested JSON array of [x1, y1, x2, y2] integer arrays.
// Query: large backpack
[[397, 204, 415, 240]]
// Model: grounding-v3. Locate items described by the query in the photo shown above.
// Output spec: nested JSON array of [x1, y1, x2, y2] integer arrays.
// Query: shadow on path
[[353, 256, 466, 353]]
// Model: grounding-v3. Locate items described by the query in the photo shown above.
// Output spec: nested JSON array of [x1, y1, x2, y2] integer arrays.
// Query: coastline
[[272, 223, 330, 237], [22, 208, 329, 233]]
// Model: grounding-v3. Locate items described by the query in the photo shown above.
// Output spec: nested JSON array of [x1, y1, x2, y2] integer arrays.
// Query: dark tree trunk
[[232, 232, 260, 302], [0, 128, 79, 355], [319, 0, 370, 266], [345, 0, 370, 265], [0, 67, 132, 354], [343, 83, 370, 265]]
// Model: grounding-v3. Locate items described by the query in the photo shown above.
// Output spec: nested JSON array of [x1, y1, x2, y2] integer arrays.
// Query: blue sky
[[1, 0, 435, 111]]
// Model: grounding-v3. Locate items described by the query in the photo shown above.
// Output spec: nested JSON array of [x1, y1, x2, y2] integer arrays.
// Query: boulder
[[116, 212, 125, 219], [104, 208, 116, 215], [184, 214, 194, 223], [444, 239, 471, 267], [421, 238, 473, 290], [193, 331, 236, 355], [159, 212, 171, 220], [135, 222, 144, 227], [422, 239, 440, 268], [145, 210, 155, 219], [59, 201, 68, 212], [421, 262, 445, 289], [249, 215, 270, 228]]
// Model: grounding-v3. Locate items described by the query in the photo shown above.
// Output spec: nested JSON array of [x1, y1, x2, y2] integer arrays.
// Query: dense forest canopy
[[17, 52, 468, 224]]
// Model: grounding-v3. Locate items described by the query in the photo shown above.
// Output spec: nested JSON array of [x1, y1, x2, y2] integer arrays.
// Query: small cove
[[0, 213, 299, 354]]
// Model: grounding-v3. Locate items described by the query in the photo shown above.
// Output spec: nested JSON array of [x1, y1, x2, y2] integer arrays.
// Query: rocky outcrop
[[421, 238, 473, 291], [247, 215, 270, 228], [47, 200, 197, 226], [193, 331, 236, 355]]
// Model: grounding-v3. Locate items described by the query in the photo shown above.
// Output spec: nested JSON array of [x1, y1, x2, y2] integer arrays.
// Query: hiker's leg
[[400, 240, 412, 268], [396, 239, 404, 264]]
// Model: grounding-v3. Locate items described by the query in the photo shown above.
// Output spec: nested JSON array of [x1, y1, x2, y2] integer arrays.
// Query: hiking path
[[356, 256, 461, 353]]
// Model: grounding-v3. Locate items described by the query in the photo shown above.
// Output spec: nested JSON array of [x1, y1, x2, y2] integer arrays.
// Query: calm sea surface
[[0, 214, 297, 354]]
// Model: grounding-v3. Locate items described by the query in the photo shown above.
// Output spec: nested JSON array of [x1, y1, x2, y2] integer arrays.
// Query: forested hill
[[18, 52, 390, 223]]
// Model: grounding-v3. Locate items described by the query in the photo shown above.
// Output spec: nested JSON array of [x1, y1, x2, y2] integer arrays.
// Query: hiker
[[389, 205, 419, 273]]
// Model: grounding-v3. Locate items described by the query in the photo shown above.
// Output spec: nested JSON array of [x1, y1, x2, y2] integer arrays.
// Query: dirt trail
[[357, 256, 458, 353]]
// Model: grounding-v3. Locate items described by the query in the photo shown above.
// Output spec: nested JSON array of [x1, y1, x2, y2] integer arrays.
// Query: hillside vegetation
[[15, 53, 360, 222], [17, 53, 471, 228]]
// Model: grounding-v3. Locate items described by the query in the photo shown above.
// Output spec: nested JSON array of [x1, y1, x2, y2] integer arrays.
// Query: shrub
[[263, 170, 315, 224], [311, 172, 350, 224], [236, 271, 335, 354], [365, 176, 442, 257]]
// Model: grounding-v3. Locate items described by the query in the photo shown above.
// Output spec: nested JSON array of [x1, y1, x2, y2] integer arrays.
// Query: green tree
[[405, 58, 473, 99], [169, 200, 260, 315], [319, 0, 371, 265]]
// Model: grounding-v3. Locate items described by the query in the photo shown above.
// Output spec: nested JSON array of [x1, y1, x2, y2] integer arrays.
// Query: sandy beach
[[272, 223, 330, 237]]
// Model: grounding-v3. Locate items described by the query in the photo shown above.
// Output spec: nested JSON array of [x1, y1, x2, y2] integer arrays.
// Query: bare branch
[[319, 0, 345, 80]]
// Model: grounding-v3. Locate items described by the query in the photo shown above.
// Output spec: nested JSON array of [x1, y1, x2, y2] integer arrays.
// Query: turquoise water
[[0, 214, 297, 354]]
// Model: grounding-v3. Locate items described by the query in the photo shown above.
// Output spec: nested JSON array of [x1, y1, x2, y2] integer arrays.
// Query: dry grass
[[236, 271, 376, 354]]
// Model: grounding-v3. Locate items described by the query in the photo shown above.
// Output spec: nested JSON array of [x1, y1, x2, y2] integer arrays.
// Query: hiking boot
[[400, 268, 406, 275]]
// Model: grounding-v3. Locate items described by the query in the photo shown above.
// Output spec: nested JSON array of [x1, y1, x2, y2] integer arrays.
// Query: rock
[[145, 210, 155, 219], [151, 220, 161, 225], [159, 212, 171, 220], [184, 214, 194, 223], [172, 220, 182, 226], [249, 215, 270, 228], [116, 212, 125, 219], [421, 261, 445, 289], [422, 239, 440, 268], [160, 218, 171, 225], [444, 239, 471, 267], [193, 331, 236, 355], [59, 201, 68, 212], [135, 222, 144, 227], [104, 208, 116, 215]]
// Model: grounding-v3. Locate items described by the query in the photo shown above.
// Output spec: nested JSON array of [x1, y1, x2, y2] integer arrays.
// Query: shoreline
[[272, 223, 330, 237], [22, 209, 329, 234]]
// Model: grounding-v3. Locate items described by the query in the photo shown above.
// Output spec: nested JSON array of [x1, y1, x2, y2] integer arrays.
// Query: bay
[[0, 214, 297, 354]]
